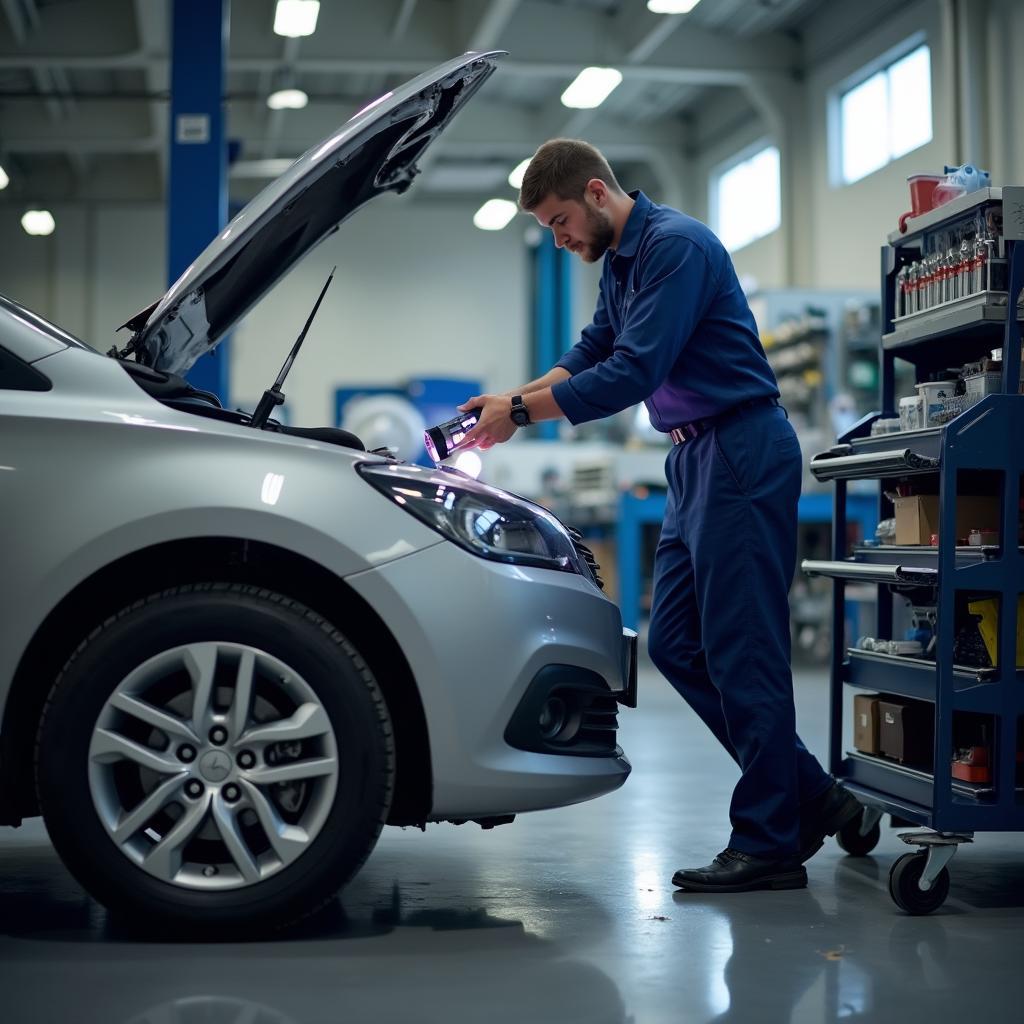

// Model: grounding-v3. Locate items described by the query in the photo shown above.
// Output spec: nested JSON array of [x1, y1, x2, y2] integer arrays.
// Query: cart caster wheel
[[836, 812, 881, 856], [889, 852, 950, 915]]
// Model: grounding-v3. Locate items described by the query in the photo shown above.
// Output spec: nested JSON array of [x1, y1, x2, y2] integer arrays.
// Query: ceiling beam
[[459, 0, 520, 51], [390, 0, 417, 39], [0, 0, 32, 43], [132, 0, 167, 195], [552, 11, 689, 142], [262, 34, 302, 160], [0, 53, 793, 87]]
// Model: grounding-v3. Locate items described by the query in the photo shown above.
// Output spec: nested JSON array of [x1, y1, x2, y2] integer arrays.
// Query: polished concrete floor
[[1, 659, 1021, 1023]]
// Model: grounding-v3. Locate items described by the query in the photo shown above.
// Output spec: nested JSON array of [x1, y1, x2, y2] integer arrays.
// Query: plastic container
[[916, 380, 957, 426], [898, 174, 943, 233], [870, 417, 902, 436], [899, 395, 922, 432]]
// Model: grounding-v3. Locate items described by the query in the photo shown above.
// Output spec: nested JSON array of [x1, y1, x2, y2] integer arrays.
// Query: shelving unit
[[802, 186, 1024, 915]]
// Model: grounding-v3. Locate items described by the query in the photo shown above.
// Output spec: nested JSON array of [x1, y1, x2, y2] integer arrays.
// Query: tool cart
[[801, 186, 1024, 914]]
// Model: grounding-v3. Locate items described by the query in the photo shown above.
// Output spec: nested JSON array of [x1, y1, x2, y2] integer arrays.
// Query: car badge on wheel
[[199, 750, 232, 783]]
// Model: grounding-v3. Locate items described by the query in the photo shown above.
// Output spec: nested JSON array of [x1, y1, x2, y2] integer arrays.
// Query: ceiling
[[0, 0, 831, 207]]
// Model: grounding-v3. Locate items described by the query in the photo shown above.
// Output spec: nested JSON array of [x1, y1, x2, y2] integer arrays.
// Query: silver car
[[0, 51, 635, 931]]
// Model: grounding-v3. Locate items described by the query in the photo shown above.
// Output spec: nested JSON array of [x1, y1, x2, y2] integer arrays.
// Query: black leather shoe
[[672, 848, 807, 893], [799, 782, 862, 863]]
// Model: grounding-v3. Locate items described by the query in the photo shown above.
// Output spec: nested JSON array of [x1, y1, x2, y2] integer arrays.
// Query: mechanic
[[459, 138, 861, 893]]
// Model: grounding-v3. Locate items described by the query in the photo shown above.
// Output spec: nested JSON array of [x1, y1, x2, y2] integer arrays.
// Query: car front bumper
[[345, 542, 633, 818]]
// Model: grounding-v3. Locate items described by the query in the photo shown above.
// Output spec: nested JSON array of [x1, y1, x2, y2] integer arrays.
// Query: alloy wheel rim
[[87, 642, 339, 891]]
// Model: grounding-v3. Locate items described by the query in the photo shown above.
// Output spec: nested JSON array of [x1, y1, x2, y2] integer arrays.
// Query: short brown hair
[[518, 139, 623, 211]]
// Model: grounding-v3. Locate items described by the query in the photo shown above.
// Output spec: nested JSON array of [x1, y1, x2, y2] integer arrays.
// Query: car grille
[[567, 527, 604, 589], [576, 691, 620, 750]]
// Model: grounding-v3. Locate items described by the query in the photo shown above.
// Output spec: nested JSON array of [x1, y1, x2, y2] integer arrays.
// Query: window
[[711, 144, 781, 253], [839, 44, 932, 185]]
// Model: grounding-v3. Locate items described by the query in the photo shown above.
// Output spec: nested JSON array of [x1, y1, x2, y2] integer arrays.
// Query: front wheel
[[888, 852, 950, 915], [835, 811, 881, 856], [37, 584, 394, 932]]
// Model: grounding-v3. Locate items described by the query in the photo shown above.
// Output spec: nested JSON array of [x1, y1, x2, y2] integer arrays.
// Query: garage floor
[[1, 659, 1019, 1023]]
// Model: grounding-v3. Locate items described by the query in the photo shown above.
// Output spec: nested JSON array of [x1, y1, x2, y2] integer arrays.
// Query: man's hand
[[457, 393, 518, 451]]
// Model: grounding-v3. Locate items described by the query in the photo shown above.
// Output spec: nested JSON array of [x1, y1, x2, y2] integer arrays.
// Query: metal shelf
[[851, 544, 1002, 568], [886, 187, 1003, 244], [845, 649, 997, 711], [842, 752, 1004, 808], [883, 293, 1020, 352], [847, 427, 943, 460], [802, 559, 937, 587], [809, 433, 941, 481]]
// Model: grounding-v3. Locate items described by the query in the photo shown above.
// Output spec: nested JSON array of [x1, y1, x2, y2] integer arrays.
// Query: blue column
[[532, 236, 573, 440], [169, 0, 229, 402]]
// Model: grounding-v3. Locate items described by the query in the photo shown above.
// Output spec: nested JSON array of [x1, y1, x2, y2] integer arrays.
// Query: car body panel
[[347, 543, 631, 816], [0, 344, 445, 699], [0, 293, 84, 363]]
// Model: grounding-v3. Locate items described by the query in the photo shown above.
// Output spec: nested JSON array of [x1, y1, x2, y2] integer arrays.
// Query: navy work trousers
[[647, 403, 833, 857]]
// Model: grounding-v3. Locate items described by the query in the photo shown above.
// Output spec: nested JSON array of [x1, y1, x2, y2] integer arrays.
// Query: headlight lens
[[357, 462, 580, 573]]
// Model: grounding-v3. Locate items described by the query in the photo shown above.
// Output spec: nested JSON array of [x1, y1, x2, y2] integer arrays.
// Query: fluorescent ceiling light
[[560, 67, 623, 110], [0, 164, 8, 190], [267, 88, 308, 110], [22, 209, 55, 236], [473, 198, 518, 231], [274, 0, 320, 37], [508, 158, 531, 190], [647, 0, 702, 13]]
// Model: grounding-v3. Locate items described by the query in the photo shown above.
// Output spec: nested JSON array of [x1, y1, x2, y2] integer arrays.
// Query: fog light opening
[[538, 696, 568, 741]]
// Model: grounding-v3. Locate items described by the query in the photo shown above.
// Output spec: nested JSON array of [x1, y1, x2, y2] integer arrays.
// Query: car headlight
[[357, 462, 581, 573]]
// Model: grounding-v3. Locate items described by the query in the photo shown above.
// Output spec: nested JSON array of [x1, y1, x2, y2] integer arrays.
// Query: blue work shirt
[[551, 191, 779, 429]]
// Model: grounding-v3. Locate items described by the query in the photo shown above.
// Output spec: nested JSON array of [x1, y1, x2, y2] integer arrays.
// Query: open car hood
[[127, 50, 504, 373]]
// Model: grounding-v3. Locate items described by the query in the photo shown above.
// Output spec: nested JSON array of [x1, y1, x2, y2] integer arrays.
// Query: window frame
[[829, 32, 932, 188], [708, 138, 782, 254]]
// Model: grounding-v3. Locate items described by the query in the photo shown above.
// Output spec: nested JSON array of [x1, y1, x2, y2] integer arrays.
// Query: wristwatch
[[509, 394, 531, 427]]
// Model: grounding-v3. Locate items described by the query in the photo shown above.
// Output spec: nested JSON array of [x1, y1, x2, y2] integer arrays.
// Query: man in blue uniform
[[460, 139, 860, 892]]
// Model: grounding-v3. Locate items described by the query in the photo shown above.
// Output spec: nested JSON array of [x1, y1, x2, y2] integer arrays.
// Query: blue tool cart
[[801, 186, 1024, 914]]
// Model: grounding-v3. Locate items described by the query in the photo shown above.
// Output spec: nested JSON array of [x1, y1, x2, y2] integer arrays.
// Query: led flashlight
[[424, 408, 481, 462]]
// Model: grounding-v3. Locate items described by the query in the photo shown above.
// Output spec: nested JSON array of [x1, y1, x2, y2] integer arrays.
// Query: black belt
[[668, 397, 779, 445]]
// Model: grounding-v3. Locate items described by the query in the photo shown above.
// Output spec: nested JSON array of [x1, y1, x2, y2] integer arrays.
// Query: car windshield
[[0, 293, 99, 353]]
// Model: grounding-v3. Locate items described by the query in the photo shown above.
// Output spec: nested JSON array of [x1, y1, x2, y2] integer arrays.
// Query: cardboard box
[[893, 495, 1001, 545], [854, 694, 882, 755], [878, 698, 934, 766]]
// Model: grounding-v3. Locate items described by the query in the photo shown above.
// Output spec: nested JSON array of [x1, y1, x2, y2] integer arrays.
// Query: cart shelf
[[845, 649, 998, 711], [882, 292, 1020, 352], [841, 752, 1008, 810], [802, 559, 937, 587], [810, 431, 941, 481], [850, 544, 1003, 568], [886, 187, 1004, 244]]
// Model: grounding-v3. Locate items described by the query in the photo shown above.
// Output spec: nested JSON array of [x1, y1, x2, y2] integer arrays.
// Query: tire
[[888, 852, 950, 915], [36, 583, 394, 932], [835, 811, 881, 856]]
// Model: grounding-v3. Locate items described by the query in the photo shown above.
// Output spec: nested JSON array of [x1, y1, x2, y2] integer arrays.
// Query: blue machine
[[335, 377, 481, 465]]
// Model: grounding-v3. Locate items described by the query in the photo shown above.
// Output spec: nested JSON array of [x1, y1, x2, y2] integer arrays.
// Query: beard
[[581, 204, 615, 262]]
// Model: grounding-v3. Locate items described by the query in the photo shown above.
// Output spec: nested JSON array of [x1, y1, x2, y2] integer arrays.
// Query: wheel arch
[[0, 537, 432, 827]]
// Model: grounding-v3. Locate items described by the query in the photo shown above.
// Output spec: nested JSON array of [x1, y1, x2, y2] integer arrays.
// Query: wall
[[0, 203, 165, 348], [685, 0, 1022, 293], [688, 87, 788, 292], [229, 195, 529, 425], [803, 0, 952, 289], [0, 195, 529, 428]]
